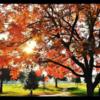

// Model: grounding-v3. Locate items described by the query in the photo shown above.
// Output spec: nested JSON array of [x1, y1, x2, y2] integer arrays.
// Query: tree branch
[[42, 58, 85, 77], [71, 55, 86, 72]]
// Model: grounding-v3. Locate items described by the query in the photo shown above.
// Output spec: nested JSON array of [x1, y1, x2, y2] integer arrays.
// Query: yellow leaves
[[33, 34, 44, 44]]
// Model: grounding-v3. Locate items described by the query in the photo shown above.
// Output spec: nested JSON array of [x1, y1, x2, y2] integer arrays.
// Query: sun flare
[[22, 39, 37, 54]]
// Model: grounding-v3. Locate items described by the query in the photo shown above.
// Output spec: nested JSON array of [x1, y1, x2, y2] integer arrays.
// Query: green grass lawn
[[0, 83, 99, 96]]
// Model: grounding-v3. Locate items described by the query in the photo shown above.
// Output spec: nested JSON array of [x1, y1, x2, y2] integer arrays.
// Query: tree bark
[[85, 74, 94, 96], [55, 78, 58, 88], [86, 82, 94, 96]]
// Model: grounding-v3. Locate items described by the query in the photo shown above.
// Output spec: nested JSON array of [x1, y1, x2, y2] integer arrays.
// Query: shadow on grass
[[25, 94, 39, 97], [66, 87, 86, 96], [38, 87, 64, 92], [0, 91, 18, 94], [67, 87, 79, 91], [0, 91, 22, 96]]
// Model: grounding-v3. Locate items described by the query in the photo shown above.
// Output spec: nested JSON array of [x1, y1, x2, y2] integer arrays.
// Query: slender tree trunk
[[42, 75, 45, 89], [0, 69, 3, 94], [0, 79, 3, 93], [54, 78, 58, 88], [30, 89, 33, 96]]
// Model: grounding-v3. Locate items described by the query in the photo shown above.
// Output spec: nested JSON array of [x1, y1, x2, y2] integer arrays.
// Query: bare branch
[[71, 55, 86, 72]]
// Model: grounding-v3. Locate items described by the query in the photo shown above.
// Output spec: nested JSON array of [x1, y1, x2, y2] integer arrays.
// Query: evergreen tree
[[24, 70, 39, 96]]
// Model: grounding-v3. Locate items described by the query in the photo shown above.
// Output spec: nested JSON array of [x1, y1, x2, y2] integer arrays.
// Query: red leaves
[[8, 23, 24, 42], [46, 66, 53, 76], [46, 65, 67, 79], [35, 70, 42, 77], [95, 21, 100, 28], [9, 23, 22, 34], [10, 67, 20, 80], [0, 56, 12, 67], [96, 68, 100, 72], [47, 49, 57, 58], [44, 76, 49, 81]]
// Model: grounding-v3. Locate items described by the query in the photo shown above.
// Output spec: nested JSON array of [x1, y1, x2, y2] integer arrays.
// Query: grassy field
[[0, 83, 99, 96]]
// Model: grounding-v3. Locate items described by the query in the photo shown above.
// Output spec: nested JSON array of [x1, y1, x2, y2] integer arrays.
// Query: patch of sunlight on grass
[[1, 84, 29, 96], [0, 83, 62, 96], [0, 83, 99, 96]]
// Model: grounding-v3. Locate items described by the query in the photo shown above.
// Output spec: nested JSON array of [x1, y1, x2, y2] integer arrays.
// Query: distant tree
[[30, 4, 100, 96], [19, 71, 26, 83], [72, 77, 81, 88], [46, 65, 68, 88], [0, 68, 10, 93], [24, 70, 39, 96]]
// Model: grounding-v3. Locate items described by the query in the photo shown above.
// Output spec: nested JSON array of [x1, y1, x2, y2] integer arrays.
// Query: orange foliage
[[35, 70, 42, 77], [10, 67, 20, 80]]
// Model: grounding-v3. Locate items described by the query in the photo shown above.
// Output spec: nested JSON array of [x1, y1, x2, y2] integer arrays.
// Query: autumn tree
[[27, 4, 100, 96], [0, 4, 100, 96], [0, 4, 41, 93], [46, 64, 68, 88]]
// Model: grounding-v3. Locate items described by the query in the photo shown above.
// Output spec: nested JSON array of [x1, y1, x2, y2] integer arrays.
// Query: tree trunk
[[0, 79, 3, 93], [42, 75, 45, 89], [85, 74, 94, 96], [30, 89, 33, 96], [0, 69, 3, 94], [55, 78, 58, 88], [86, 82, 94, 96]]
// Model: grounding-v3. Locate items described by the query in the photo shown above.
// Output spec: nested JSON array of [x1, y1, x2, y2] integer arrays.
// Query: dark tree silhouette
[[24, 70, 39, 96], [0, 68, 10, 93]]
